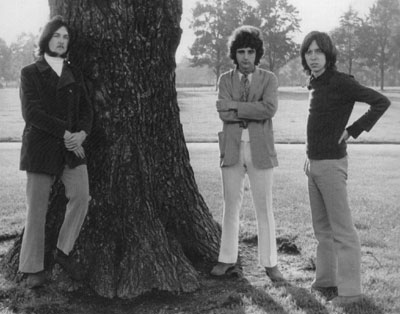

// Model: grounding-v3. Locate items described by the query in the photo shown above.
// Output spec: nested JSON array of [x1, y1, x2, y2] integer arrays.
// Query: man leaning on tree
[[18, 15, 93, 289]]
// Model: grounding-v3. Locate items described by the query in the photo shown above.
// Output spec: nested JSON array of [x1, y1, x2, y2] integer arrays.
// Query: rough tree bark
[[1, 0, 220, 299]]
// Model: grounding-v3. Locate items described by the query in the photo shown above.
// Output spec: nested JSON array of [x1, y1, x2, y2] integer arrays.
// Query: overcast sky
[[0, 0, 376, 61]]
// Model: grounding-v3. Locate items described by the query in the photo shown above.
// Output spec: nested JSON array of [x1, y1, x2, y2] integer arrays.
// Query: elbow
[[260, 107, 277, 119], [385, 98, 391, 110]]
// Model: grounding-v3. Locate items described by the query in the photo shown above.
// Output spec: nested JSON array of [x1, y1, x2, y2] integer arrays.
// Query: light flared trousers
[[306, 157, 361, 297], [218, 141, 277, 267], [19, 165, 90, 273]]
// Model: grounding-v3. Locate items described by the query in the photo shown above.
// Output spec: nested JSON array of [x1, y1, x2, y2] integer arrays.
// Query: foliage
[[189, 0, 254, 86], [331, 7, 363, 75], [9, 33, 37, 81], [189, 0, 300, 85], [251, 0, 300, 72], [0, 38, 12, 84], [358, 0, 400, 89], [189, 0, 400, 89], [0, 33, 36, 85]]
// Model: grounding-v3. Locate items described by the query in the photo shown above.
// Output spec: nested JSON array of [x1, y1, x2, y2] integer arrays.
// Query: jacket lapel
[[36, 56, 51, 73], [35, 57, 58, 90], [231, 69, 242, 101], [36, 56, 75, 90], [248, 67, 260, 102], [57, 64, 76, 90]]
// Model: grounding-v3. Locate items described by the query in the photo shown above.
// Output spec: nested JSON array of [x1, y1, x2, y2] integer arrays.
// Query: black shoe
[[210, 262, 236, 276], [265, 266, 285, 282], [54, 249, 84, 281], [26, 271, 47, 289]]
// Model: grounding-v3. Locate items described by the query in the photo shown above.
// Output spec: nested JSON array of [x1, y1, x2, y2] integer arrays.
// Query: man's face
[[305, 40, 327, 77], [236, 47, 256, 73], [48, 26, 69, 57]]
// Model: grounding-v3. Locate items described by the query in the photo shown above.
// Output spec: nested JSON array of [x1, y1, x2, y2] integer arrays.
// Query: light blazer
[[217, 67, 278, 169]]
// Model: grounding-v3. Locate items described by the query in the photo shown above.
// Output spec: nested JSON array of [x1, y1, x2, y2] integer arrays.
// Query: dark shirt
[[307, 69, 390, 160]]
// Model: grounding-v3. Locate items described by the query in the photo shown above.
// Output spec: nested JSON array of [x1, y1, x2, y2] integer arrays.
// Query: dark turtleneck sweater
[[307, 69, 390, 160]]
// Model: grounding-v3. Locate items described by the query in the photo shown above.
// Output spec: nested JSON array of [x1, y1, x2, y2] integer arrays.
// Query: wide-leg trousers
[[306, 157, 361, 297], [218, 141, 277, 267], [19, 165, 90, 273]]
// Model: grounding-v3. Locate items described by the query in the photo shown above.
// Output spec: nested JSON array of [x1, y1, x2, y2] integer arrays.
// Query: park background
[[0, 0, 399, 313]]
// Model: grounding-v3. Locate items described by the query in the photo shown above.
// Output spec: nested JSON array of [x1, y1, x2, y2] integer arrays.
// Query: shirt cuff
[[346, 123, 364, 139]]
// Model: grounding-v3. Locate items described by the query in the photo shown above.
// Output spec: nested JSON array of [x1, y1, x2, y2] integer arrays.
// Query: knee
[[67, 187, 90, 206]]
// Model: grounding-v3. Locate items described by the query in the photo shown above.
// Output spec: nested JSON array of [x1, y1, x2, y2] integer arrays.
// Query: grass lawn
[[1, 86, 400, 143], [0, 143, 399, 313]]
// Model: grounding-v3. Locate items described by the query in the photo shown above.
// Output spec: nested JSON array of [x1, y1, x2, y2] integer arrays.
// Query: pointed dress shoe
[[54, 249, 84, 281], [265, 265, 285, 282]]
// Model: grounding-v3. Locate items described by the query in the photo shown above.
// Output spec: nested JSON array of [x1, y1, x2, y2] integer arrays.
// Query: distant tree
[[0, 38, 12, 83], [387, 9, 400, 85], [9, 33, 37, 81], [331, 7, 363, 75], [361, 0, 400, 90], [278, 57, 307, 86], [189, 0, 255, 88], [252, 0, 300, 72]]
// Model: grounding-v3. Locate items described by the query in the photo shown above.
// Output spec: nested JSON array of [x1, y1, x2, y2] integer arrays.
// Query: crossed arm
[[216, 72, 278, 123]]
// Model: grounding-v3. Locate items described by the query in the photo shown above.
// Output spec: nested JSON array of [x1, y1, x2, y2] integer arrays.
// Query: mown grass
[[1, 143, 399, 313], [2, 86, 400, 143]]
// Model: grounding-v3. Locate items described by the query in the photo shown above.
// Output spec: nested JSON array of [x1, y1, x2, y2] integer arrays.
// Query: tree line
[[189, 0, 400, 90], [0, 33, 36, 87], [0, 0, 399, 90]]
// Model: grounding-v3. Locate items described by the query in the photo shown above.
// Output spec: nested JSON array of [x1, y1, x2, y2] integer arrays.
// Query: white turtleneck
[[44, 53, 64, 77]]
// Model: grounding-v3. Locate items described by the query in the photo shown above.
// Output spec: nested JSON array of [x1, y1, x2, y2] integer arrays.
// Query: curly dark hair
[[37, 15, 71, 57], [300, 31, 337, 75], [228, 25, 264, 66]]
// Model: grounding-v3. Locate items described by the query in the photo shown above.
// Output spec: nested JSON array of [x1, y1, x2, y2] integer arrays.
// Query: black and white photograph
[[0, 0, 398, 313]]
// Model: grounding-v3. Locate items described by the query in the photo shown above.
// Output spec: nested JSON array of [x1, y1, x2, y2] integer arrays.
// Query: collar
[[35, 56, 76, 89], [308, 69, 334, 89], [36, 55, 73, 72], [36, 56, 52, 73], [236, 67, 256, 82]]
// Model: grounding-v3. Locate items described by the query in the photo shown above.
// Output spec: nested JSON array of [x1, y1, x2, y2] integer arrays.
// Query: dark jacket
[[307, 69, 390, 160], [20, 56, 93, 175]]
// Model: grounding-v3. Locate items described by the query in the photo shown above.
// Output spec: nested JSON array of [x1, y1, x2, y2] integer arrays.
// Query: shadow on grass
[[337, 296, 386, 314], [283, 282, 386, 314], [1, 268, 387, 314]]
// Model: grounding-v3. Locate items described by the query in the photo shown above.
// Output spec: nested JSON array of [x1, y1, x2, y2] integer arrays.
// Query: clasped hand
[[64, 130, 87, 158]]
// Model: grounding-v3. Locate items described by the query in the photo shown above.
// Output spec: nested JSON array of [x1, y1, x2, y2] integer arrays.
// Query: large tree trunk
[[1, 0, 220, 299]]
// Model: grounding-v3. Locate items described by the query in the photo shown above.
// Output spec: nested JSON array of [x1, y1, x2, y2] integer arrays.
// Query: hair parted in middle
[[300, 31, 337, 75], [37, 15, 71, 57], [228, 25, 264, 66]]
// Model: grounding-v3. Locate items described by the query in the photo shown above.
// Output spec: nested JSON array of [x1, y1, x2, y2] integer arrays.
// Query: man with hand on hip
[[300, 31, 390, 306]]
